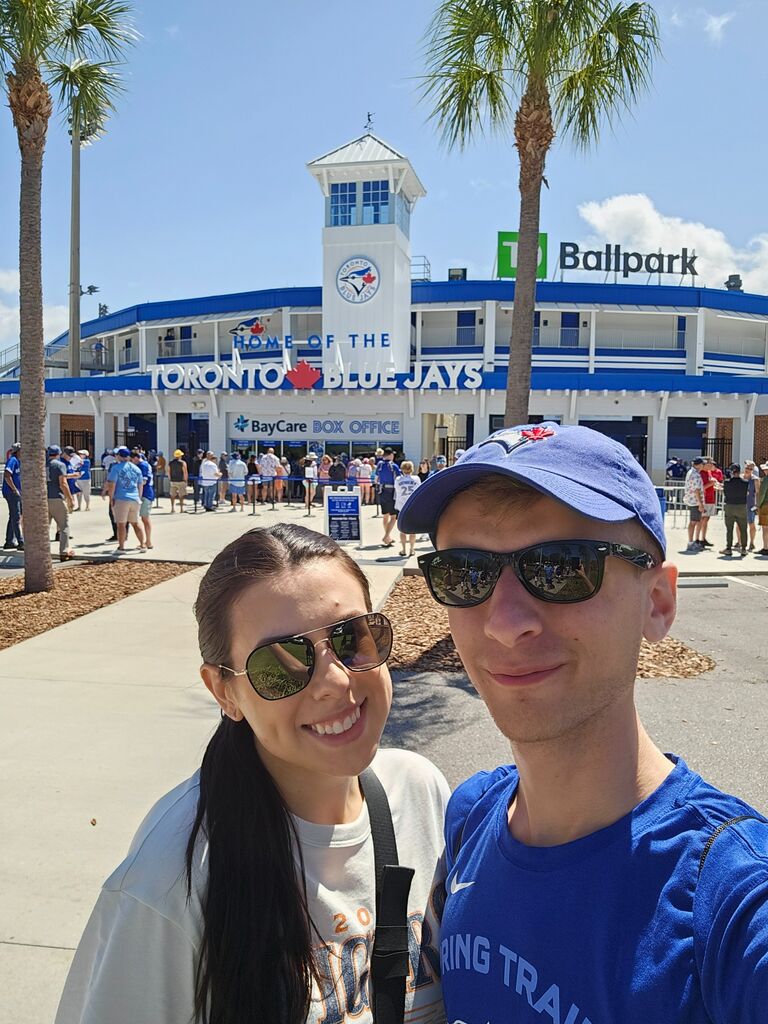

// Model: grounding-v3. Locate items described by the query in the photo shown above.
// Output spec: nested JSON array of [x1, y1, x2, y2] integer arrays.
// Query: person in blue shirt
[[374, 447, 401, 547], [131, 449, 154, 549], [75, 449, 92, 511], [398, 422, 768, 1024], [105, 446, 145, 554], [2, 442, 23, 550]]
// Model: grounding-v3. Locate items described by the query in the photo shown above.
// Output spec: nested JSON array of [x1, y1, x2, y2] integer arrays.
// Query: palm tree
[[0, 0, 135, 592], [423, 0, 660, 426]]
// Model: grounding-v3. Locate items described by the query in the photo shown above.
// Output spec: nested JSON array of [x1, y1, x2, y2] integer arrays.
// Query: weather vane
[[364, 111, 374, 131]]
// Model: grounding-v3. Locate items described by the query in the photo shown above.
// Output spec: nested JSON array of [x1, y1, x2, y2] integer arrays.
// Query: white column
[[155, 401, 171, 460], [93, 412, 106, 462], [706, 415, 718, 441], [731, 414, 755, 466], [689, 311, 706, 375], [138, 325, 147, 372], [401, 406, 421, 464], [213, 320, 220, 363], [646, 411, 669, 485], [46, 412, 61, 446], [483, 300, 496, 368], [562, 392, 579, 425], [208, 401, 227, 455], [588, 311, 597, 373], [1, 413, 17, 453], [415, 310, 422, 361]]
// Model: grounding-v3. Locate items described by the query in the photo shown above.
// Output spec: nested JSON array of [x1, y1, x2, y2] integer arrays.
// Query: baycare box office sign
[[229, 413, 403, 442]]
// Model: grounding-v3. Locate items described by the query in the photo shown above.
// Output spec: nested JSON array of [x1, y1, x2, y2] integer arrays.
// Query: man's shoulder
[[445, 766, 517, 864]]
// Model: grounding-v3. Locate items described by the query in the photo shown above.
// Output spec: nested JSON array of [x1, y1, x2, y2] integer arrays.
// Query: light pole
[[67, 111, 99, 378]]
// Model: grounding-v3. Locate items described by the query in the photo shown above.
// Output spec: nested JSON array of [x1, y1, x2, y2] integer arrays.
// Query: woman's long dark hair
[[186, 523, 372, 1024]]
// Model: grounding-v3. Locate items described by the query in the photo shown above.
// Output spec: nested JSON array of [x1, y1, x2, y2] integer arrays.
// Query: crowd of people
[[680, 455, 768, 555]]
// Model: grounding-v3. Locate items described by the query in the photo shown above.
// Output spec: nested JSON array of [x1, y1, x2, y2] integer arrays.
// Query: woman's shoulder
[[104, 772, 203, 910], [371, 748, 451, 810]]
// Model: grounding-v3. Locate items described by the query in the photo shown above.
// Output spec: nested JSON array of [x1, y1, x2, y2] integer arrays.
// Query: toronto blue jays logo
[[336, 257, 380, 304], [233, 415, 249, 432], [229, 316, 266, 340], [478, 425, 556, 456]]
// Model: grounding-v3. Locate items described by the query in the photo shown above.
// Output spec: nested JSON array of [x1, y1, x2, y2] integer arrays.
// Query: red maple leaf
[[362, 272, 376, 285], [251, 321, 265, 335], [286, 360, 322, 389], [521, 427, 555, 442]]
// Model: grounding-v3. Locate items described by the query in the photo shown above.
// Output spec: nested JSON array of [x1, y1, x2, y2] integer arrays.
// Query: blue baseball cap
[[46, 444, 61, 456], [398, 422, 666, 555], [116, 446, 131, 458]]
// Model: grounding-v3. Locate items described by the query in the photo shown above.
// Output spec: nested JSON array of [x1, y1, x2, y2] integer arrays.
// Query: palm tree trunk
[[504, 83, 554, 427], [8, 65, 54, 592]]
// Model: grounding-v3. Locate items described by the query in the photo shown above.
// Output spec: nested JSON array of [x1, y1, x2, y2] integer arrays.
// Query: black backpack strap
[[359, 768, 415, 1024], [697, 816, 762, 877]]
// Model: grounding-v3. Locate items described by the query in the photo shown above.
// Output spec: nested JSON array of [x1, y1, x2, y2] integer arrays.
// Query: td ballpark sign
[[497, 231, 698, 279]]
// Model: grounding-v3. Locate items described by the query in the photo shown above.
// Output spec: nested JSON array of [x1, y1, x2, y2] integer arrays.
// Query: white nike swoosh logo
[[449, 875, 475, 895]]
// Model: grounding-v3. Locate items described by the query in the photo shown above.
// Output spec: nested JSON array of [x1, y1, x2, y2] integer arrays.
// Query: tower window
[[362, 180, 389, 224], [330, 182, 357, 226]]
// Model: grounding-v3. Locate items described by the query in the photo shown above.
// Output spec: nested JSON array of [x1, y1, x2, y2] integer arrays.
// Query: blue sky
[[1, 0, 767, 345]]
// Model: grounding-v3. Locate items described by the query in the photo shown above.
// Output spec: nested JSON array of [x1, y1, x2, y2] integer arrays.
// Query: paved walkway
[[0, 493, 766, 1023]]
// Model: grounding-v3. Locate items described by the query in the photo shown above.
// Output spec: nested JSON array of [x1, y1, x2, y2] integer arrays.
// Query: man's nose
[[482, 565, 545, 646]]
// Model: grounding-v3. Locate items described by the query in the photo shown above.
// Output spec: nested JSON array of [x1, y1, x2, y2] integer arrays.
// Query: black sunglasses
[[418, 541, 658, 608], [218, 612, 393, 700]]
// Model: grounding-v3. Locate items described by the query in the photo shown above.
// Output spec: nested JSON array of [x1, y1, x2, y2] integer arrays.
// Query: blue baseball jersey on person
[[79, 458, 91, 481], [441, 757, 768, 1024], [3, 455, 21, 497], [107, 461, 142, 502], [137, 459, 154, 501]]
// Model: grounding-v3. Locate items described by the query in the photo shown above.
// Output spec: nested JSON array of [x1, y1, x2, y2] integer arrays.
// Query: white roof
[[308, 133, 407, 166]]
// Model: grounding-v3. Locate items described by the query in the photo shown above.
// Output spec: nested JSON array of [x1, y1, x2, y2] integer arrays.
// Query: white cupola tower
[[307, 133, 426, 376]]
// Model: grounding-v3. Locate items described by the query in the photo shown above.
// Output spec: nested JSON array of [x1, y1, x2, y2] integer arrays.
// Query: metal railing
[[421, 325, 483, 348], [704, 336, 767, 359], [594, 330, 685, 351]]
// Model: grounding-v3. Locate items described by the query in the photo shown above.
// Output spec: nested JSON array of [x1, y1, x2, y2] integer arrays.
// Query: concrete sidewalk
[[0, 501, 408, 1024]]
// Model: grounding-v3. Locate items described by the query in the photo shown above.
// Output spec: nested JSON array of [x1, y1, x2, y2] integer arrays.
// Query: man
[[131, 449, 154, 549], [720, 463, 749, 557], [258, 446, 280, 503], [374, 446, 401, 546], [168, 449, 188, 512], [328, 456, 347, 490], [683, 457, 706, 551], [104, 446, 145, 553], [2, 442, 23, 551], [190, 449, 204, 506], [697, 458, 719, 548], [744, 459, 760, 551], [398, 423, 768, 1022], [199, 451, 220, 511], [47, 445, 75, 561], [101, 447, 118, 541], [227, 451, 247, 512]]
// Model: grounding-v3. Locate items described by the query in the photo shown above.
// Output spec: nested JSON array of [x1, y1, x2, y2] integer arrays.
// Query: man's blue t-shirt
[[3, 455, 21, 498], [136, 459, 154, 501], [376, 458, 401, 487], [107, 461, 142, 502], [441, 757, 768, 1024]]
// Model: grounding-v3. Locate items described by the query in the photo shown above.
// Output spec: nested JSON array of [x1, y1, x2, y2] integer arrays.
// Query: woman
[[394, 460, 421, 558], [417, 459, 430, 483], [744, 460, 759, 551], [357, 457, 373, 505], [274, 457, 288, 502], [217, 452, 229, 506], [315, 454, 331, 505], [76, 450, 92, 511], [55, 525, 449, 1024], [246, 452, 260, 505]]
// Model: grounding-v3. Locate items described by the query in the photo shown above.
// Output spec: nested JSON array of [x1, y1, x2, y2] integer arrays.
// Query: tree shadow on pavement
[[382, 667, 480, 750]]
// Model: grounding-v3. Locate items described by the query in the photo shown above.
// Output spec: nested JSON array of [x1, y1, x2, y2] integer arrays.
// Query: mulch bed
[[0, 560, 196, 651], [383, 576, 715, 679]]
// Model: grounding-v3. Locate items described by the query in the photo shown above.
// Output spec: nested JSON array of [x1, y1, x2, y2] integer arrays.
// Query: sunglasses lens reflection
[[246, 640, 312, 700], [519, 543, 601, 602], [426, 552, 497, 607], [332, 613, 392, 670]]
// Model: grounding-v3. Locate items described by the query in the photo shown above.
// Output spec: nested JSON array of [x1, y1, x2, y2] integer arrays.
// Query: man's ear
[[643, 562, 678, 643], [200, 663, 243, 721]]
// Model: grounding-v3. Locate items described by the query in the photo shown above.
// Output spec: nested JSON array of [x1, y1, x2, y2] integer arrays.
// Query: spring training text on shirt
[[442, 933, 593, 1024]]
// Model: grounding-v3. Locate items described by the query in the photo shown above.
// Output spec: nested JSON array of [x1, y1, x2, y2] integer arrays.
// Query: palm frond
[[0, 0, 68, 65], [60, 0, 138, 61], [47, 56, 122, 136]]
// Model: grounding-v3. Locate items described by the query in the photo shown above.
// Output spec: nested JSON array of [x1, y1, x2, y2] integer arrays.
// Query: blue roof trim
[[703, 351, 764, 365], [41, 279, 768, 352], [3, 367, 767, 397]]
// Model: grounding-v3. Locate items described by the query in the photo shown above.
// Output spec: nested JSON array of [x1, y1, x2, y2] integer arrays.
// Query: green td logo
[[497, 231, 548, 279]]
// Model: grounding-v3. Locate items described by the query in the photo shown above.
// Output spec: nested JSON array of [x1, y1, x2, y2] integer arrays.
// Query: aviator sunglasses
[[218, 612, 393, 700], [418, 540, 658, 609]]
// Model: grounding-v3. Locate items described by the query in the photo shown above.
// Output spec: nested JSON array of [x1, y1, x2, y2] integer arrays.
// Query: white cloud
[[700, 10, 735, 43], [0, 269, 20, 293], [573, 193, 768, 292], [670, 9, 685, 27], [0, 298, 69, 350]]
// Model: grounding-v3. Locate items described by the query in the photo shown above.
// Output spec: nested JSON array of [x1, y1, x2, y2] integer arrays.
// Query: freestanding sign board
[[325, 488, 362, 546]]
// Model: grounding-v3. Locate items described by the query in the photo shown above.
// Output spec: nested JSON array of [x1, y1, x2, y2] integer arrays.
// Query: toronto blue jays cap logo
[[229, 316, 266, 339], [478, 424, 556, 457]]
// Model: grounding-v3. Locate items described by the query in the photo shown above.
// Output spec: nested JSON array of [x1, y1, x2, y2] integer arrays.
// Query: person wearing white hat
[[75, 450, 92, 511]]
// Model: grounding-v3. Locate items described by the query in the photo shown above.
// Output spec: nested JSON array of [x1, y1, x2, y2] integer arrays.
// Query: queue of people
[[55, 422, 768, 1024], [683, 456, 768, 555]]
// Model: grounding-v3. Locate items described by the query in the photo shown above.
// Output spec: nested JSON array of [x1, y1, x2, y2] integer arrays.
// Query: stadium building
[[1, 132, 767, 482]]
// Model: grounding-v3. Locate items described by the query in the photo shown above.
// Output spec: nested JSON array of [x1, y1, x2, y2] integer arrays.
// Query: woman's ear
[[643, 562, 678, 643], [200, 663, 243, 721]]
